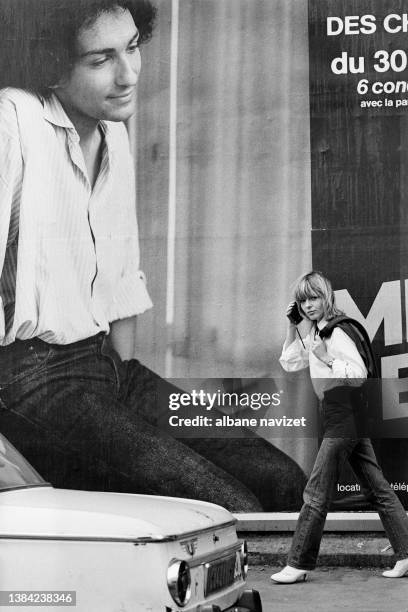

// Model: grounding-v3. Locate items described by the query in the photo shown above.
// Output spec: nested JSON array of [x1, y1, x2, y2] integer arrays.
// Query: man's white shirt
[[0, 88, 152, 345]]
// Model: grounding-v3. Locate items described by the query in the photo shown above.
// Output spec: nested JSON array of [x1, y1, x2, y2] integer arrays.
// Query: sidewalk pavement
[[246, 567, 408, 612]]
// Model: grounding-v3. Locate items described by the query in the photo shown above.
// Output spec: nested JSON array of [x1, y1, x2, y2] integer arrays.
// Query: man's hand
[[109, 316, 137, 361]]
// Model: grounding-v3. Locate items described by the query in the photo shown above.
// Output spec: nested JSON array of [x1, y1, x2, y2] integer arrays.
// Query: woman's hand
[[311, 335, 329, 363], [286, 301, 302, 326], [286, 301, 296, 327]]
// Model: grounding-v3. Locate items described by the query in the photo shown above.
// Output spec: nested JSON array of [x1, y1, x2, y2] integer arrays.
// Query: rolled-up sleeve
[[279, 336, 310, 372], [107, 269, 153, 322]]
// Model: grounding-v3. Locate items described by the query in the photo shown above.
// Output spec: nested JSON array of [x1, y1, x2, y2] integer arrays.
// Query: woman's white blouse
[[279, 321, 368, 399]]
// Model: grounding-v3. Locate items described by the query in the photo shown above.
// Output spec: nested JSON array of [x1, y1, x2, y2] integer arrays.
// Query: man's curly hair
[[0, 0, 157, 95]]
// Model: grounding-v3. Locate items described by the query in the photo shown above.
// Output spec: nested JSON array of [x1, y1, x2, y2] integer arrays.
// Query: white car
[[0, 434, 262, 612]]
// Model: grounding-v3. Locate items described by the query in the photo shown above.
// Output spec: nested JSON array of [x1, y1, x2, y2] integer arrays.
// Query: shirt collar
[[41, 93, 76, 130], [317, 319, 328, 331], [41, 93, 111, 140], [41, 93, 116, 156]]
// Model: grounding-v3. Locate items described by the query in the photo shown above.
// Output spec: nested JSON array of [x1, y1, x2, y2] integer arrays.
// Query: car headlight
[[240, 541, 249, 579], [167, 559, 192, 607]]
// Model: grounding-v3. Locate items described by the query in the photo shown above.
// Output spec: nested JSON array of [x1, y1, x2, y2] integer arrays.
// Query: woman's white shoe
[[271, 565, 308, 584], [382, 558, 408, 578]]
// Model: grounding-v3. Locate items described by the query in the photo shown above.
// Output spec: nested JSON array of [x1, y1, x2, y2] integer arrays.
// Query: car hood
[[0, 487, 235, 541]]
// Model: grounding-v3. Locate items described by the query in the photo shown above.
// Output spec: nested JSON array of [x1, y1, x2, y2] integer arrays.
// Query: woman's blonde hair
[[293, 271, 344, 320]]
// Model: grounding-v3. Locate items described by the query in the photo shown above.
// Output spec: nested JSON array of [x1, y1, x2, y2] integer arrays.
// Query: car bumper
[[198, 589, 262, 612]]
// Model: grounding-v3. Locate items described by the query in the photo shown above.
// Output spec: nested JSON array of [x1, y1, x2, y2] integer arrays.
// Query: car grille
[[204, 552, 239, 596]]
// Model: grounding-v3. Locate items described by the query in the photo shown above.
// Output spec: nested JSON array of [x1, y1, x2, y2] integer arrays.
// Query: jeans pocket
[[0, 340, 53, 388]]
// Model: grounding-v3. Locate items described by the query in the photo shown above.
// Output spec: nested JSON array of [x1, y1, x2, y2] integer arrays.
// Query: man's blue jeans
[[0, 333, 307, 511], [288, 436, 408, 569]]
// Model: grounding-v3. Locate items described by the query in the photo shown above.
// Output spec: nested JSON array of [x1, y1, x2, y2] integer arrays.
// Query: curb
[[239, 533, 396, 568]]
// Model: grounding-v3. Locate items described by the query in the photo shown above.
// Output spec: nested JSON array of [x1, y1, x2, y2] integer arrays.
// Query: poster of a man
[[0, 0, 306, 515]]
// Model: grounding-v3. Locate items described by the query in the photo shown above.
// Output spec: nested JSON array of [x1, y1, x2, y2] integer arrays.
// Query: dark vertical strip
[[309, 0, 408, 509]]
